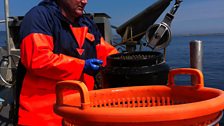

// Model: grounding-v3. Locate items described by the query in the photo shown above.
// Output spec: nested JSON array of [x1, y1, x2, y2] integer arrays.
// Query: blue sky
[[1, 0, 224, 35]]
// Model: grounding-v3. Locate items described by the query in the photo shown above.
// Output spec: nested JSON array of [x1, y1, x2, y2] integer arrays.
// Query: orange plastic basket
[[54, 68, 224, 126]]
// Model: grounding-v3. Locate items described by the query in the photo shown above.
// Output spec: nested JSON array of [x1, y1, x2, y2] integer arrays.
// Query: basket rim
[[54, 85, 224, 122]]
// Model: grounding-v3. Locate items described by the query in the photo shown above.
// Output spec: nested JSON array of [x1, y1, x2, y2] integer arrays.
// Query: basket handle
[[56, 80, 90, 109], [167, 68, 204, 88]]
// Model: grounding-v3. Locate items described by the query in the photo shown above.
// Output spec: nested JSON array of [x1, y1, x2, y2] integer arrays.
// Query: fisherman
[[16, 0, 118, 125]]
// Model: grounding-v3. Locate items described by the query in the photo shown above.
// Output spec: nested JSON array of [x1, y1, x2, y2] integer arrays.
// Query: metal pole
[[4, 0, 11, 55], [4, 0, 13, 87], [190, 40, 203, 84]]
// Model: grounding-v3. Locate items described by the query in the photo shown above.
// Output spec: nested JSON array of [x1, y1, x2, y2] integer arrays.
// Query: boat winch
[[145, 0, 182, 50]]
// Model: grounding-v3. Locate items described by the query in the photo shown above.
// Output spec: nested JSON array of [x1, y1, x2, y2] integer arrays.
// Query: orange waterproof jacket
[[17, 1, 118, 125]]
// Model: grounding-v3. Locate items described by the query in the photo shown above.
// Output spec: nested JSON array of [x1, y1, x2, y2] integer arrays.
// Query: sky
[[0, 0, 224, 35]]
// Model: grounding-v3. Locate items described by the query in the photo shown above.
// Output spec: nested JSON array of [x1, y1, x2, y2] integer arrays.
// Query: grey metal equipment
[[145, 0, 183, 51], [115, 0, 173, 52], [4, 0, 11, 55], [190, 40, 203, 85], [190, 40, 203, 71]]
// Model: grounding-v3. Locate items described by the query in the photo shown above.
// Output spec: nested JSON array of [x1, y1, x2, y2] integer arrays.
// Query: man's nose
[[81, 0, 88, 4]]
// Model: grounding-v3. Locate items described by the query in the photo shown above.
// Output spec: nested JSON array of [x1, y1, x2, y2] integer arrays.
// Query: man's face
[[61, 0, 88, 18]]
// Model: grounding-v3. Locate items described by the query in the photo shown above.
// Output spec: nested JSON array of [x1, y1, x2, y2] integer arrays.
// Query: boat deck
[[0, 105, 13, 126], [0, 86, 14, 126]]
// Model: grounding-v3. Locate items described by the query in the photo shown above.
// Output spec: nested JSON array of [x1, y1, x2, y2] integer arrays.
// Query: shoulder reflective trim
[[86, 33, 95, 42]]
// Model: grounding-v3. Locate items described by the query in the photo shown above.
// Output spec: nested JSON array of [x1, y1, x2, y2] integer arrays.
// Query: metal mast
[[4, 0, 10, 55]]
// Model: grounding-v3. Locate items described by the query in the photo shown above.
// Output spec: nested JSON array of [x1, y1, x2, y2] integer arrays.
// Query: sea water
[[166, 35, 224, 90]]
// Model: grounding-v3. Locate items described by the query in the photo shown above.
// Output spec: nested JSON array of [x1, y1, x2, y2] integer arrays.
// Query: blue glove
[[84, 59, 103, 75]]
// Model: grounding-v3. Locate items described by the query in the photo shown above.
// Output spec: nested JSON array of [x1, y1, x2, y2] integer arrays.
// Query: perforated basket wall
[[54, 68, 224, 126]]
